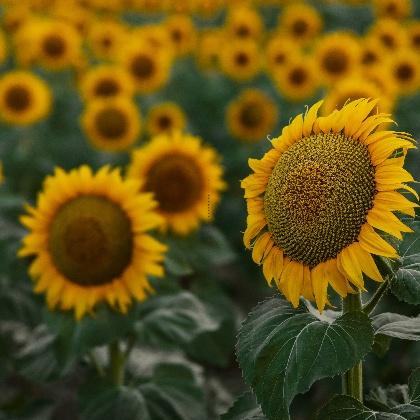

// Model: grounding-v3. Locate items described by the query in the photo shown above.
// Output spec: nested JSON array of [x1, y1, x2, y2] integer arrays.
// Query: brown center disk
[[380, 34, 395, 48], [4, 85, 31, 112], [289, 67, 307, 85], [157, 115, 172, 129], [236, 25, 250, 37], [395, 63, 414, 81], [43, 35, 66, 57], [95, 107, 128, 139], [235, 52, 250, 66], [292, 19, 308, 36], [131, 54, 155, 80], [94, 78, 120, 97], [144, 153, 204, 213], [323, 49, 348, 74], [49, 196, 133, 286], [240, 102, 263, 128]]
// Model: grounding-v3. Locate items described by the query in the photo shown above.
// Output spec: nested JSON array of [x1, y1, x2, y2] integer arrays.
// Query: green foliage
[[236, 297, 374, 420], [372, 313, 420, 341], [221, 391, 265, 420], [319, 368, 420, 420], [392, 220, 420, 305]]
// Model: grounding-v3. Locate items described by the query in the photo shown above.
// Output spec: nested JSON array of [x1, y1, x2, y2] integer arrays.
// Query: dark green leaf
[[318, 395, 407, 419], [236, 297, 374, 420], [81, 386, 150, 420], [372, 334, 392, 358], [139, 363, 206, 420], [221, 391, 266, 420], [392, 221, 420, 305], [135, 292, 219, 349], [372, 313, 420, 341]]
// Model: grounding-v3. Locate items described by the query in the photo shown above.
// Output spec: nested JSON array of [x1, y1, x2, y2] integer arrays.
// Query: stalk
[[341, 292, 363, 401], [108, 341, 125, 386]]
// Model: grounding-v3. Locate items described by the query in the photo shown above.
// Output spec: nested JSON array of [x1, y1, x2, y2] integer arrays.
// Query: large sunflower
[[242, 98, 417, 311], [81, 97, 141, 152], [127, 131, 226, 235], [19, 166, 167, 319], [0, 71, 51, 126]]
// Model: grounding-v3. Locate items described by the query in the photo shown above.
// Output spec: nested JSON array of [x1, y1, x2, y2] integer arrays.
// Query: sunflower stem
[[342, 292, 363, 402], [88, 350, 105, 377], [362, 277, 390, 315], [108, 341, 125, 386]]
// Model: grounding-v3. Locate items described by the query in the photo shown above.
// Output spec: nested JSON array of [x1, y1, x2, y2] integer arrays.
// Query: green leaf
[[372, 313, 420, 341], [372, 334, 392, 358], [390, 368, 420, 418], [139, 363, 206, 420], [236, 297, 374, 420], [317, 395, 407, 419], [392, 221, 420, 305], [221, 391, 266, 420], [81, 386, 150, 420], [135, 291, 219, 349]]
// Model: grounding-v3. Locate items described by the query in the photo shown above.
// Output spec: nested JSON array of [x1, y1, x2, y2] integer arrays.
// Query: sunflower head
[[385, 49, 420, 95], [146, 102, 186, 137], [127, 131, 226, 235], [242, 98, 417, 311], [225, 6, 263, 40], [227, 88, 277, 143], [0, 71, 52, 126], [19, 166, 167, 319], [81, 97, 141, 152], [165, 14, 197, 56]]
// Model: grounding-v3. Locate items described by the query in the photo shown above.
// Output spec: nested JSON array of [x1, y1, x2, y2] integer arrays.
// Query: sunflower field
[[0, 0, 420, 419]]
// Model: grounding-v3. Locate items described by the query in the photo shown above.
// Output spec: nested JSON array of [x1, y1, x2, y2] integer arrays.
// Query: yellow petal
[[349, 243, 383, 282], [311, 262, 329, 313], [358, 224, 398, 258]]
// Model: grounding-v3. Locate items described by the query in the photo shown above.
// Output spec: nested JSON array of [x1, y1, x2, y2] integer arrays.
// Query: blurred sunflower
[[132, 24, 172, 52], [265, 35, 299, 74], [81, 97, 141, 152], [226, 88, 277, 143], [315, 32, 361, 85], [0, 30, 7, 65], [196, 29, 223, 71], [19, 166, 166, 319], [53, 5, 93, 36], [323, 76, 393, 116], [406, 21, 420, 53], [88, 19, 127, 60], [278, 3, 322, 45], [386, 49, 420, 95], [242, 98, 417, 311], [127, 131, 226, 235], [80, 65, 134, 101], [369, 18, 408, 51], [0, 71, 51, 126], [359, 36, 386, 70], [146, 102, 186, 137], [165, 14, 197, 56], [35, 20, 81, 70], [120, 42, 171, 94], [2, 5, 30, 34], [273, 56, 319, 101], [225, 6, 263, 40], [372, 0, 412, 20], [220, 39, 261, 82], [363, 65, 398, 99]]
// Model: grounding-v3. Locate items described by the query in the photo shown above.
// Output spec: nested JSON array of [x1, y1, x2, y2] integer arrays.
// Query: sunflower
[[165, 14, 197, 56], [146, 102, 186, 137], [81, 97, 141, 152], [385, 49, 420, 95], [359, 36, 386, 69], [19, 165, 166, 319], [406, 21, 420, 53], [79, 65, 134, 101], [120, 41, 171, 94], [127, 131, 226, 235], [131, 24, 173, 53], [372, 0, 412, 20], [88, 19, 128, 60], [196, 29, 223, 71], [369, 18, 408, 52], [2, 5, 30, 34], [227, 88, 277, 143], [242, 98, 417, 312], [225, 6, 263, 40], [0, 71, 51, 126], [264, 35, 299, 74], [35, 20, 81, 70], [273, 55, 319, 101], [363, 65, 398, 99], [322, 76, 393, 116], [220, 39, 261, 82], [278, 3, 322, 44], [315, 32, 361, 85]]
